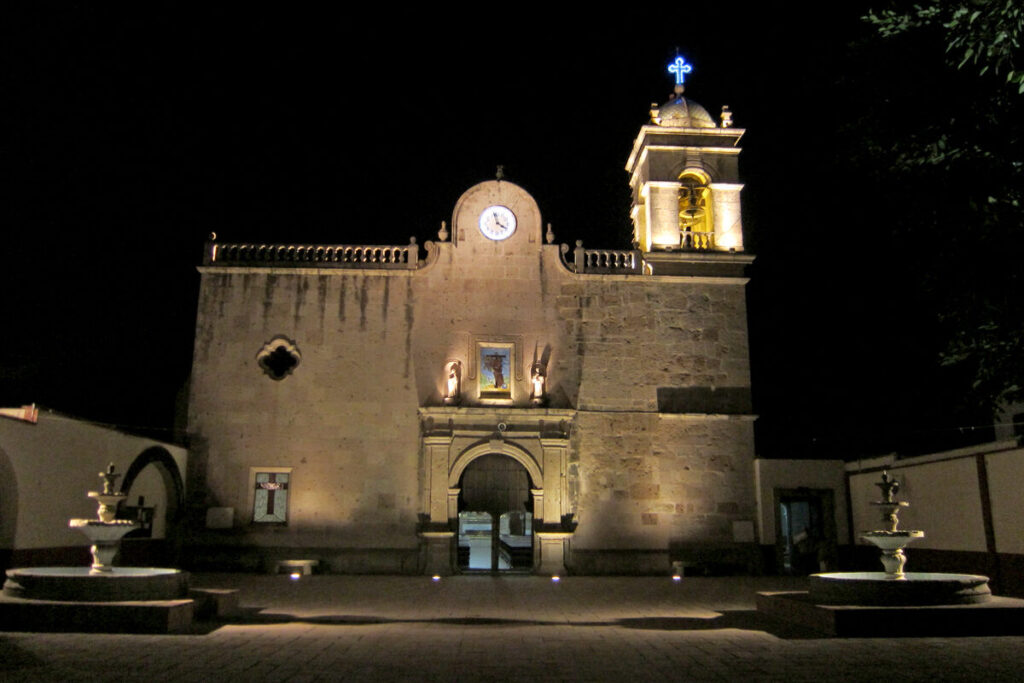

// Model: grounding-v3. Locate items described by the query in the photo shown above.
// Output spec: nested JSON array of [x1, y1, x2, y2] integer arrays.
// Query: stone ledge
[[189, 588, 240, 620], [0, 595, 194, 634], [756, 590, 1024, 637]]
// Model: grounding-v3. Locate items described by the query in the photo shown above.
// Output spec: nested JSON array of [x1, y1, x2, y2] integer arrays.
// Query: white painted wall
[[846, 441, 1022, 555], [986, 447, 1024, 554], [0, 410, 186, 551]]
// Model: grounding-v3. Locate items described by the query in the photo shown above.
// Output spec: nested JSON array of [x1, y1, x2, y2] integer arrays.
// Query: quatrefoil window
[[256, 336, 301, 381]]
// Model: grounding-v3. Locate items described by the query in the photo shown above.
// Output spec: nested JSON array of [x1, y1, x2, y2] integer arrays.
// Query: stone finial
[[438, 221, 449, 242], [876, 470, 900, 504], [721, 105, 733, 128], [99, 462, 121, 495], [545, 223, 554, 244], [496, 165, 505, 181]]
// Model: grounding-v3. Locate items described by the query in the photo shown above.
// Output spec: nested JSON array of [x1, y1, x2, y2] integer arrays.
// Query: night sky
[[5, 6, 994, 458]]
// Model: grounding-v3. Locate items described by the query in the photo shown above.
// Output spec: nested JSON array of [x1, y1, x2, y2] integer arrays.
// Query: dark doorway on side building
[[775, 488, 838, 575]]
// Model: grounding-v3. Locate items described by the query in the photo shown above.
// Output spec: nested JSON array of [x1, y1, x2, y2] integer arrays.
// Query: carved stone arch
[[676, 166, 712, 184], [448, 439, 543, 490], [121, 446, 185, 521], [120, 446, 186, 553]]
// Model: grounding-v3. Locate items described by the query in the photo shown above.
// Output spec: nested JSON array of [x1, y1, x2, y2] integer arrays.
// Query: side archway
[[120, 446, 186, 537]]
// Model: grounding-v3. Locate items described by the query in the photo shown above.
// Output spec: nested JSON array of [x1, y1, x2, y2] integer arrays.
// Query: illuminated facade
[[186, 73, 760, 575]]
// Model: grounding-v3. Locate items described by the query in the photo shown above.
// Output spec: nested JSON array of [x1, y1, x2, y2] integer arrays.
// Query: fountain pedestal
[[70, 488, 140, 573], [61, 466, 144, 574], [68, 519, 139, 572], [857, 473, 926, 580], [860, 530, 924, 578]]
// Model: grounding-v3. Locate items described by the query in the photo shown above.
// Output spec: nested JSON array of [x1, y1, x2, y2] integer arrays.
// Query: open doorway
[[457, 454, 533, 572], [775, 488, 837, 575]]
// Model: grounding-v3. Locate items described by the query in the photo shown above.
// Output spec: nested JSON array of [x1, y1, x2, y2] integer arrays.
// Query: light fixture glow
[[551, 575, 560, 582], [672, 574, 682, 581], [289, 572, 301, 580], [432, 575, 441, 582]]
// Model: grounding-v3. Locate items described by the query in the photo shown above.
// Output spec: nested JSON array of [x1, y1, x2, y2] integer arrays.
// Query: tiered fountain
[[808, 470, 991, 605], [70, 463, 142, 573], [859, 471, 924, 578], [4, 463, 188, 602]]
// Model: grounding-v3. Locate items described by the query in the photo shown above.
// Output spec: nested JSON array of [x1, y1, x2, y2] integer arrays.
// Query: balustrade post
[[407, 237, 418, 268]]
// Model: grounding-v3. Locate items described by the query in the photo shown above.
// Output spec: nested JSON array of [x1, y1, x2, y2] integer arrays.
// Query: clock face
[[478, 205, 517, 241]]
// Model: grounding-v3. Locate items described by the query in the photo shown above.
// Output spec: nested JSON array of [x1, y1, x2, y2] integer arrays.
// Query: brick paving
[[2, 574, 1023, 681]]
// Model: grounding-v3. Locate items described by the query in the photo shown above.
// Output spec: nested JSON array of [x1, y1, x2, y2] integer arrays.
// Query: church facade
[[186, 73, 758, 575]]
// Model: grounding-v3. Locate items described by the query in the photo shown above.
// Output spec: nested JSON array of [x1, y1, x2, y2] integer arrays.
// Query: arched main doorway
[[457, 454, 533, 572]]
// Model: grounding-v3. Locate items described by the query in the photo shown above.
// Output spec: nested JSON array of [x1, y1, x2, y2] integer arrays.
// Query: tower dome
[[655, 95, 716, 128]]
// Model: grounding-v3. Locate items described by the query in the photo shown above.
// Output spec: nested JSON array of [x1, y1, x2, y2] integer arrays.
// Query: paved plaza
[[2, 574, 1022, 681]]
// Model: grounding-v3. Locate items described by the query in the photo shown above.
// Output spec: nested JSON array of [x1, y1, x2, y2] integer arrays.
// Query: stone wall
[[557, 278, 751, 412], [189, 269, 423, 555], [569, 412, 755, 571], [187, 181, 756, 573]]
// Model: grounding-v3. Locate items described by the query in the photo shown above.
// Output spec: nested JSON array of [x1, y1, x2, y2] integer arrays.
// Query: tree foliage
[[867, 0, 1024, 93], [858, 1, 1024, 414]]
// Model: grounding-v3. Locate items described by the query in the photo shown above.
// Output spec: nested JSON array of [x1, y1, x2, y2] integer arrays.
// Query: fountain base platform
[[4, 567, 189, 601], [809, 571, 991, 606], [0, 594, 194, 634], [1, 568, 239, 634], [757, 590, 1024, 637]]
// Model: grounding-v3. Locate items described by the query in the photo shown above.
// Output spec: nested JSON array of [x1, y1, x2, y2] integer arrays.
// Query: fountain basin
[[810, 571, 991, 606], [69, 519, 138, 541], [3, 567, 189, 602], [861, 530, 924, 550]]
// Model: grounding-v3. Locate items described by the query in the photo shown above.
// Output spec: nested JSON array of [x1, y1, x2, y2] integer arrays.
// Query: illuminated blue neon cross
[[668, 56, 693, 85]]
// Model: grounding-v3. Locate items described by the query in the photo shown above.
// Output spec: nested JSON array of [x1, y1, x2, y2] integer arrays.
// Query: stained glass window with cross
[[253, 471, 290, 523]]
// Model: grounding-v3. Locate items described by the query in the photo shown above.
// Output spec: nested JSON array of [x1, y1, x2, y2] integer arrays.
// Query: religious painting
[[252, 469, 290, 523], [478, 343, 513, 398]]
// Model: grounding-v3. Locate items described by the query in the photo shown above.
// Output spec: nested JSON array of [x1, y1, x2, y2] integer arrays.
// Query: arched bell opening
[[677, 170, 714, 250]]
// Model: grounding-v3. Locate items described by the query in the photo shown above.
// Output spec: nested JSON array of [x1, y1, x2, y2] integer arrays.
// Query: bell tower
[[625, 56, 748, 275]]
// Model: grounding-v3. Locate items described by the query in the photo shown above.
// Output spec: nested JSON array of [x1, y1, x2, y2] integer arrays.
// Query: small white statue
[[444, 362, 460, 404], [530, 364, 546, 404]]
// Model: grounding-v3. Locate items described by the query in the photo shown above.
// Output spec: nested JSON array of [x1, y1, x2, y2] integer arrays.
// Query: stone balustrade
[[205, 236, 420, 269], [681, 230, 714, 251], [563, 241, 642, 274]]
